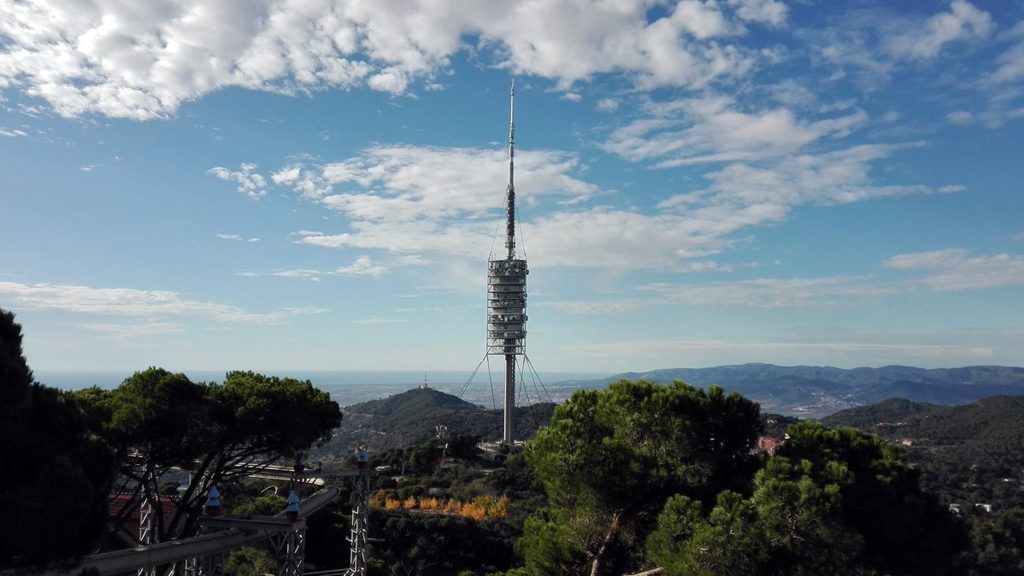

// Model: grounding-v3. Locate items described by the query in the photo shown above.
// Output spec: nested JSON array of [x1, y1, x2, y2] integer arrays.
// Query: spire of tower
[[486, 80, 528, 446], [505, 81, 516, 260]]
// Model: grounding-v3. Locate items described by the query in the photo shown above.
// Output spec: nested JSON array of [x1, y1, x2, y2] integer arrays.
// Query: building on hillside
[[753, 436, 783, 455], [107, 494, 180, 548]]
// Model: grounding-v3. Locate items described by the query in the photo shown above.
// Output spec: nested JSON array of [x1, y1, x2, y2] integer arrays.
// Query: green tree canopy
[[647, 422, 966, 576], [0, 309, 115, 570], [518, 379, 762, 576], [79, 368, 341, 545]]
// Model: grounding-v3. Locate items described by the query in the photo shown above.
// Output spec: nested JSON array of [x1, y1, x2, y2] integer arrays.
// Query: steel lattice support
[[344, 472, 372, 576], [138, 498, 157, 576], [269, 527, 306, 576], [183, 526, 227, 576]]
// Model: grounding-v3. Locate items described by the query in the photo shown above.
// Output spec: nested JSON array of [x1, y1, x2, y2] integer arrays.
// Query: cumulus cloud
[[0, 281, 325, 323], [243, 255, 391, 280], [352, 317, 409, 325], [277, 145, 597, 215], [80, 322, 185, 341], [206, 163, 267, 199], [883, 249, 1024, 291], [989, 24, 1024, 85], [0, 0, 783, 119], [810, 2, 994, 92], [336, 255, 389, 277], [216, 233, 261, 242], [946, 110, 973, 125], [639, 276, 886, 308], [596, 97, 619, 112], [727, 0, 787, 27], [534, 299, 645, 315], [604, 95, 868, 167], [884, 0, 992, 60], [251, 130, 947, 273]]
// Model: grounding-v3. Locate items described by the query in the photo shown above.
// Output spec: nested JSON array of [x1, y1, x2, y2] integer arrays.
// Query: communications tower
[[487, 82, 528, 446]]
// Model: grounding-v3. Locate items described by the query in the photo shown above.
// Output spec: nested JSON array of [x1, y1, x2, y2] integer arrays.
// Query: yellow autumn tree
[[460, 501, 487, 521], [492, 495, 510, 519], [444, 499, 462, 514], [368, 490, 387, 509]]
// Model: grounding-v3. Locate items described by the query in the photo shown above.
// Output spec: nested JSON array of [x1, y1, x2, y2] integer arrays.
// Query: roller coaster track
[[39, 468, 376, 576]]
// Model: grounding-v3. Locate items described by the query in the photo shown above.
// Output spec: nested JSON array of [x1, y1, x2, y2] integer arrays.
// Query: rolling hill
[[565, 364, 1024, 417], [309, 387, 556, 463]]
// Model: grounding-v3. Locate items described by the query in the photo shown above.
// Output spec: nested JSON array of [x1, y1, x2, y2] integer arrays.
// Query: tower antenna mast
[[487, 81, 528, 445], [506, 81, 516, 259]]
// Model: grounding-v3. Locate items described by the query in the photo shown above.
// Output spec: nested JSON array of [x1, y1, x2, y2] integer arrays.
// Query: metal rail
[[40, 483, 344, 576]]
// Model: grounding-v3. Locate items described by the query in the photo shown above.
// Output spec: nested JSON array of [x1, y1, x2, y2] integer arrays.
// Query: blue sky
[[1, 0, 1023, 374]]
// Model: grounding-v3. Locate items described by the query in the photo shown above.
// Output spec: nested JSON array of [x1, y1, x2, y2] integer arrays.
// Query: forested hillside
[[823, 395, 1024, 574], [570, 363, 1024, 416], [310, 387, 556, 462]]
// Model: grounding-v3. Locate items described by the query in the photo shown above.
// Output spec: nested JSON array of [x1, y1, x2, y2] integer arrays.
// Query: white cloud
[[216, 233, 261, 242], [727, 0, 787, 27], [989, 27, 1024, 84], [604, 95, 868, 167], [0, 281, 324, 323], [206, 163, 267, 199], [692, 142, 940, 208], [947, 110, 973, 125], [1013, 232, 1024, 242], [80, 322, 185, 341], [266, 133, 946, 273], [883, 249, 1024, 291], [245, 255, 391, 280], [884, 0, 992, 60], [352, 317, 409, 325], [534, 300, 644, 315], [596, 97, 619, 112], [639, 276, 886, 309], [271, 166, 301, 185], [275, 145, 597, 221], [883, 248, 971, 270], [0, 0, 780, 119], [336, 255, 388, 277], [272, 269, 324, 280], [561, 92, 581, 102], [0, 127, 27, 137]]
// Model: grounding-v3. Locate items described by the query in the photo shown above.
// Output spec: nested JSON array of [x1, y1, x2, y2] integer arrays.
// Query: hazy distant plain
[[37, 369, 610, 408]]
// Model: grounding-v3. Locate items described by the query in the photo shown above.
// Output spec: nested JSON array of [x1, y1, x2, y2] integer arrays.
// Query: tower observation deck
[[487, 83, 527, 446]]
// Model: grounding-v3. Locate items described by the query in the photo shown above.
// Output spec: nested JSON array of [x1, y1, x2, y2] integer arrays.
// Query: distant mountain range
[[309, 387, 556, 463], [306, 364, 1024, 462], [819, 391, 1024, 481], [570, 364, 1024, 418]]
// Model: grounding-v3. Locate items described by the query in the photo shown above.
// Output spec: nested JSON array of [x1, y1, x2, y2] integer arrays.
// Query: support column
[[345, 473, 371, 576], [270, 526, 306, 576], [138, 497, 157, 576], [503, 354, 515, 445]]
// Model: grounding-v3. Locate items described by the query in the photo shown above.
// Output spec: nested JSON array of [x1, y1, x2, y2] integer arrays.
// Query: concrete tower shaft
[[487, 82, 527, 445]]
